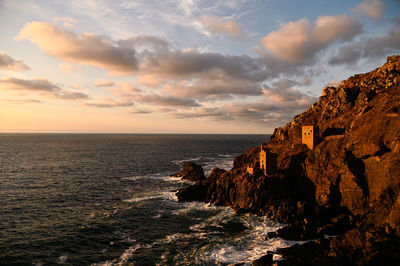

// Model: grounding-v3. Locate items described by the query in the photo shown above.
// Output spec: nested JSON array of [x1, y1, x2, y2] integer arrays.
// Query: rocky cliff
[[176, 56, 400, 264]]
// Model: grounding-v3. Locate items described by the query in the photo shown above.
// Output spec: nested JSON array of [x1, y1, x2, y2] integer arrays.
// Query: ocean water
[[0, 134, 295, 265]]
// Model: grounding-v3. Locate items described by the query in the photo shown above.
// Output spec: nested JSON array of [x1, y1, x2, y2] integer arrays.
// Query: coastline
[[175, 56, 400, 265]]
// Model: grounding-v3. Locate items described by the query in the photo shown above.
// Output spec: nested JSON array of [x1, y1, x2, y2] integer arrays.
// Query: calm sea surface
[[0, 134, 294, 265]]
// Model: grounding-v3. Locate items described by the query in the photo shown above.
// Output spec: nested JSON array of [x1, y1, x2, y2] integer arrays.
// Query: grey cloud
[[329, 43, 362, 65], [85, 100, 134, 108], [0, 77, 60, 92], [329, 18, 400, 66], [129, 107, 152, 114], [56, 91, 89, 100], [1, 98, 41, 103], [166, 84, 315, 126], [162, 78, 263, 100], [135, 93, 200, 107], [118, 36, 170, 53], [363, 18, 400, 58], [0, 52, 30, 71], [140, 50, 268, 82], [262, 79, 316, 103], [0, 77, 89, 100]]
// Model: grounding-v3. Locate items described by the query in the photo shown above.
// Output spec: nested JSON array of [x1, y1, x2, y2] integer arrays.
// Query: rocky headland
[[175, 55, 400, 265]]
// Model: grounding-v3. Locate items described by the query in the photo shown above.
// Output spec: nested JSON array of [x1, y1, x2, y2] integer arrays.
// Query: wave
[[122, 191, 177, 204]]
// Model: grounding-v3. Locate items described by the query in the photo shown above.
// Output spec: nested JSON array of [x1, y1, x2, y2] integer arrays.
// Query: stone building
[[302, 125, 315, 149], [259, 144, 267, 175]]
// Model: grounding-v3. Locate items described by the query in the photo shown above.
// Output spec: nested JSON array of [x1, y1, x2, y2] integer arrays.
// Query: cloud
[[16, 22, 138, 75], [16, 22, 266, 82], [329, 43, 362, 65], [164, 78, 316, 126], [353, 0, 386, 20], [329, 18, 400, 65], [168, 94, 314, 125], [53, 17, 77, 28], [199, 15, 246, 39], [363, 18, 400, 57], [262, 79, 314, 103], [129, 107, 151, 114], [261, 15, 362, 62], [0, 52, 30, 71], [161, 78, 263, 100], [1, 98, 41, 104], [58, 62, 82, 73], [0, 77, 88, 100], [137, 49, 268, 81], [94, 80, 115, 87], [85, 98, 133, 108], [134, 93, 200, 107]]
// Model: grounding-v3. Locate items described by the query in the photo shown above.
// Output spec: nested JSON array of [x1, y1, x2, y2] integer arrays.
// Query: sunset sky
[[0, 0, 399, 133]]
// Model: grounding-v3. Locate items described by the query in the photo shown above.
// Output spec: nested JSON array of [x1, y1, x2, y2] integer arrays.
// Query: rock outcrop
[[176, 56, 400, 264], [171, 161, 205, 182]]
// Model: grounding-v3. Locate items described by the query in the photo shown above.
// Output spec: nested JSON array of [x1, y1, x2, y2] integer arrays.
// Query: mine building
[[302, 125, 315, 149]]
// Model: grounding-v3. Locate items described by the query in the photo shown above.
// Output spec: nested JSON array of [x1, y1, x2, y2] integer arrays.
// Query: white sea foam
[[123, 190, 177, 204], [171, 154, 236, 176], [121, 173, 165, 181], [199, 215, 302, 265], [58, 254, 68, 264], [172, 157, 202, 165]]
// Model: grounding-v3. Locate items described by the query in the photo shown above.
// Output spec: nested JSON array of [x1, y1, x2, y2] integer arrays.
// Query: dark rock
[[252, 253, 273, 266], [171, 162, 205, 182], [220, 218, 248, 234], [176, 183, 207, 202]]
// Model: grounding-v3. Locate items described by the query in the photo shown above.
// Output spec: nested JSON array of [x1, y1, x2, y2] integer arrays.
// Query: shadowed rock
[[171, 161, 205, 182]]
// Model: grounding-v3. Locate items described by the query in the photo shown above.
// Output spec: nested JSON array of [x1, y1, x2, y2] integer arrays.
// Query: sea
[[0, 134, 297, 265]]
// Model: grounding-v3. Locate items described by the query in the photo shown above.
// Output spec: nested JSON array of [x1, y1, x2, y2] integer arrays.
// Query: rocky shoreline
[[174, 56, 400, 265]]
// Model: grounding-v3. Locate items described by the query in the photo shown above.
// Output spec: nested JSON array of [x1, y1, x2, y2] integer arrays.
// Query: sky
[[0, 0, 399, 134]]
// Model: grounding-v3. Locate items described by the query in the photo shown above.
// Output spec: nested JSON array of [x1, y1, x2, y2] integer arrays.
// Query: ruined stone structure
[[246, 144, 277, 176], [302, 125, 315, 149]]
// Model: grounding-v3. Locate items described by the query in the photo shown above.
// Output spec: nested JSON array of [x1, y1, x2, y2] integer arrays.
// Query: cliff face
[[267, 55, 400, 232], [177, 56, 400, 236]]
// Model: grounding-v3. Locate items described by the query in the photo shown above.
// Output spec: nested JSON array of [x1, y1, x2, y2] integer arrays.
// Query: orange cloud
[[58, 62, 82, 73], [199, 15, 246, 39], [94, 80, 115, 87], [353, 0, 386, 20], [16, 22, 138, 75], [261, 15, 362, 62]]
